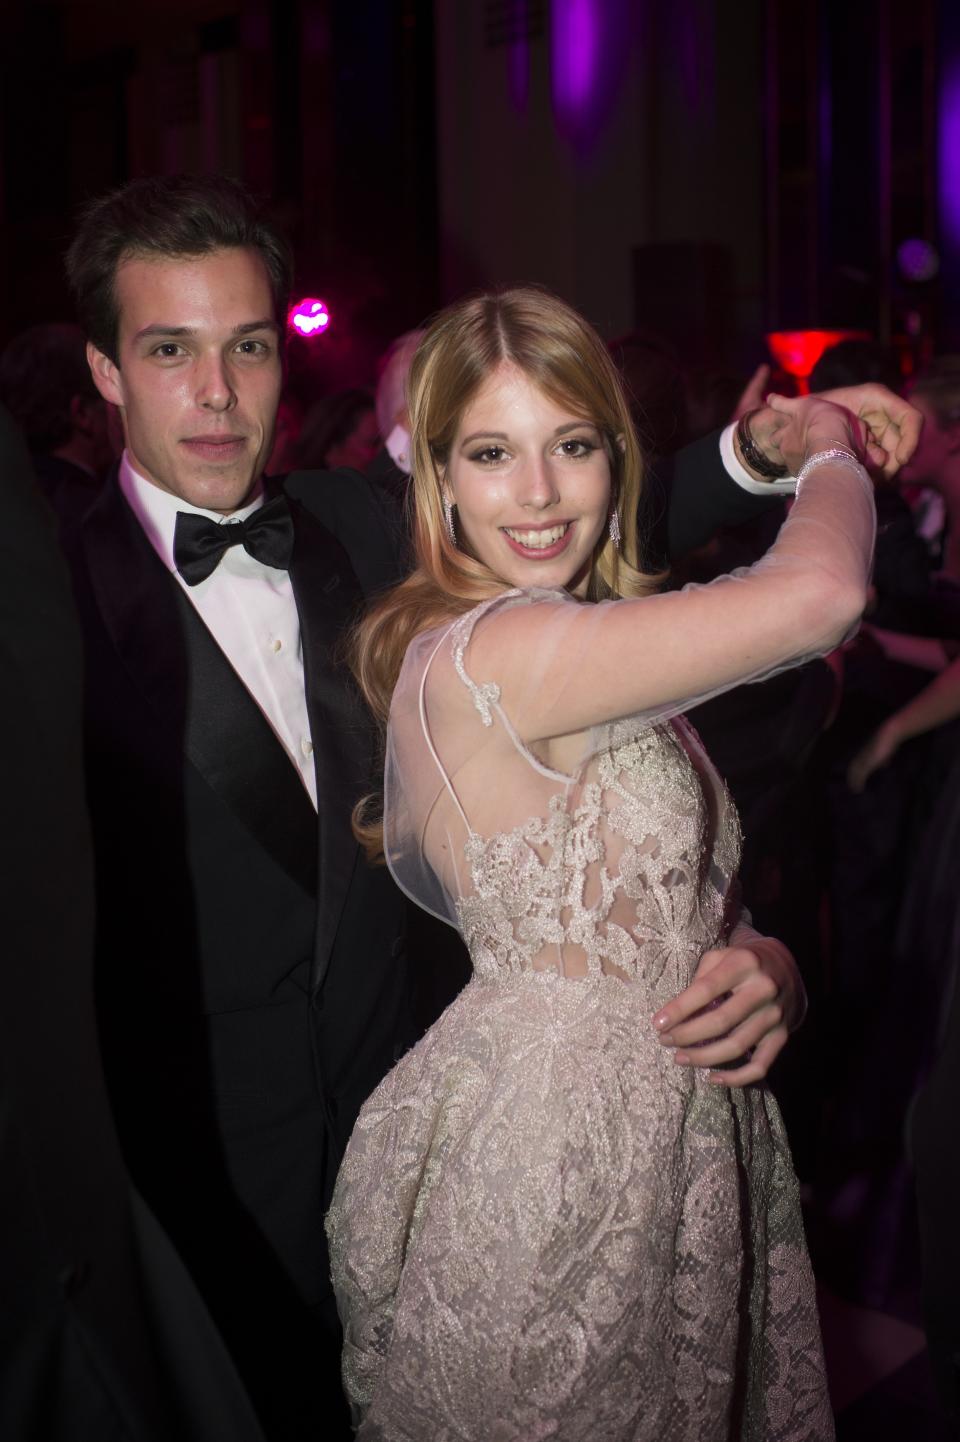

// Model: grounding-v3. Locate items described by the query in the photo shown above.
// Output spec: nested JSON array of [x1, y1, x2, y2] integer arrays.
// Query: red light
[[765, 330, 870, 393], [289, 298, 331, 338]]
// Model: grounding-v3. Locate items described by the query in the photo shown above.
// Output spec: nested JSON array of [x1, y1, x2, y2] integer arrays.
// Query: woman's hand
[[766, 393, 870, 472], [743, 384, 921, 479], [651, 936, 804, 1086], [847, 721, 901, 792]]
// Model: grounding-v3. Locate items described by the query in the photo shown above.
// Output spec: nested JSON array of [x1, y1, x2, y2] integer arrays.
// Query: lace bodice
[[386, 590, 742, 989]]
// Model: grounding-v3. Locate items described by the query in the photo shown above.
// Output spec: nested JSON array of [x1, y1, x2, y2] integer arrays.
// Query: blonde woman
[[326, 287, 877, 1441]]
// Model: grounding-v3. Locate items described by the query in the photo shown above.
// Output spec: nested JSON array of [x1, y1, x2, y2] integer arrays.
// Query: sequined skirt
[[325, 972, 834, 1442]]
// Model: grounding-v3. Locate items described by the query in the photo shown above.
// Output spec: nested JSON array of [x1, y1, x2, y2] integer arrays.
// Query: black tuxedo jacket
[[65, 464, 412, 1438], [0, 407, 267, 1441]]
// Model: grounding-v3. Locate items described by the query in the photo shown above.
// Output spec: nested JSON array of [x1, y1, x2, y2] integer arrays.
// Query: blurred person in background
[[607, 329, 688, 457], [294, 387, 379, 472], [265, 391, 305, 480], [373, 327, 425, 481], [0, 321, 115, 527], [899, 357, 960, 582]]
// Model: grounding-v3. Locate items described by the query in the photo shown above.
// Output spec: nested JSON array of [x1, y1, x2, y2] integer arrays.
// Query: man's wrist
[[735, 409, 790, 480], [720, 423, 797, 496]]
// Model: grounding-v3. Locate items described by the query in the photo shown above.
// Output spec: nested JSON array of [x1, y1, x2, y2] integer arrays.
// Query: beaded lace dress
[[327, 462, 874, 1441]]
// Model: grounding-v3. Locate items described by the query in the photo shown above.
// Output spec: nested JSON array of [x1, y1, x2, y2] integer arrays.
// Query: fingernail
[[652, 1012, 669, 1030], [658, 1031, 674, 1046], [673, 1051, 689, 1066]]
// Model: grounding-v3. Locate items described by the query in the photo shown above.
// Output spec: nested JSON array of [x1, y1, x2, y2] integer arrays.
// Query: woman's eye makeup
[[556, 436, 597, 457], [466, 434, 599, 464], [468, 444, 510, 465]]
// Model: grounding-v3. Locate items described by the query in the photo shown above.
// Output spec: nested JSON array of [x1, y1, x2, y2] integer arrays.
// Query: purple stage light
[[548, 0, 636, 150], [289, 298, 331, 338], [551, 0, 600, 120], [940, 62, 960, 251]]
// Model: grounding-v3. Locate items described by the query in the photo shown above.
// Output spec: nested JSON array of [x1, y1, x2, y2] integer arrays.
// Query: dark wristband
[[736, 409, 790, 480]]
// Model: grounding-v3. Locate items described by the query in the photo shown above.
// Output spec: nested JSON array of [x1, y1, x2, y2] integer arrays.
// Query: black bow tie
[[173, 496, 295, 586]]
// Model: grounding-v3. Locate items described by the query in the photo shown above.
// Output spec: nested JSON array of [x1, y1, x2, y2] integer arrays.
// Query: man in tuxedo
[[64, 175, 411, 1441], [0, 400, 265, 1442], [62, 173, 919, 1441]]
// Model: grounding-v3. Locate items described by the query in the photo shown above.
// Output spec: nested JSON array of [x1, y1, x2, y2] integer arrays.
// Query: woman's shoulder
[[393, 587, 575, 716]]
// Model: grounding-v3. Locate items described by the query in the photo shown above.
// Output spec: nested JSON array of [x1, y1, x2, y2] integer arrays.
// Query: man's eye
[[153, 343, 185, 359], [235, 339, 270, 356]]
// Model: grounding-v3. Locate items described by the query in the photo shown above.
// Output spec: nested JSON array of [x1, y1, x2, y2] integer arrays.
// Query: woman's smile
[[445, 363, 611, 594]]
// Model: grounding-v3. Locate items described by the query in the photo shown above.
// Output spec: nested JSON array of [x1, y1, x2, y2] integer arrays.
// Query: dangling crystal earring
[[443, 496, 457, 547], [608, 503, 622, 549]]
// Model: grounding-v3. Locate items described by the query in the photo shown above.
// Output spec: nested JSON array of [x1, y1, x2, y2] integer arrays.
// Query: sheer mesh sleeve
[[383, 457, 874, 930], [463, 459, 875, 751]]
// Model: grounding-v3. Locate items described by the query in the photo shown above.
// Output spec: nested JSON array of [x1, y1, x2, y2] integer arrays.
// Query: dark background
[[0, 0, 955, 385]]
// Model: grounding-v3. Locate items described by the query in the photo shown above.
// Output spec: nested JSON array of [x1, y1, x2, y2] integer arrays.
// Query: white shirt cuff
[[719, 422, 797, 496]]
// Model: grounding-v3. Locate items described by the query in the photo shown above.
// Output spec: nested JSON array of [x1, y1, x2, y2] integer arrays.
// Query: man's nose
[[196, 354, 237, 411]]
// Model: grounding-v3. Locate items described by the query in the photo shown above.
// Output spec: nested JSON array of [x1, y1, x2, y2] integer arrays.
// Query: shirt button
[[271, 638, 282, 653], [301, 738, 314, 758]]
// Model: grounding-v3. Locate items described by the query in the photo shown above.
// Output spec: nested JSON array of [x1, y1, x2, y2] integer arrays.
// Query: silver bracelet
[[795, 447, 869, 497]]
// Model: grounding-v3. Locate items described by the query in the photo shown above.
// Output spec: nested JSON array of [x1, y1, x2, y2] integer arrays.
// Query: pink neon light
[[289, 298, 331, 338]]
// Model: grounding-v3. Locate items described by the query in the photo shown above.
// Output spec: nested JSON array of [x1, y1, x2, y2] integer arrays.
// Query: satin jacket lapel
[[287, 499, 373, 990], [81, 475, 318, 896]]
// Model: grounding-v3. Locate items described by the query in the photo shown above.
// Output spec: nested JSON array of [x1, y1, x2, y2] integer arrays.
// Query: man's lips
[[181, 435, 247, 461]]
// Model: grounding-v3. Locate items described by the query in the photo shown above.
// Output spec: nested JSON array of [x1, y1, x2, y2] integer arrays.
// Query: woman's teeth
[[503, 524, 568, 549]]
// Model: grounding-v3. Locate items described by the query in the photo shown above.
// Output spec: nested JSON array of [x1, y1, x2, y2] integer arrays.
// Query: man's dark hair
[[0, 323, 100, 452], [911, 355, 960, 429], [809, 338, 901, 395], [65, 174, 293, 363]]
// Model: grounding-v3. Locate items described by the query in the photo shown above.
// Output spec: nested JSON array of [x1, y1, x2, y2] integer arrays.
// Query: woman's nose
[[519, 455, 560, 508]]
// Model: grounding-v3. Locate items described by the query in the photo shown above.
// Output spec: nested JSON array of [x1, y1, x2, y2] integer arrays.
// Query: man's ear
[[87, 342, 124, 408]]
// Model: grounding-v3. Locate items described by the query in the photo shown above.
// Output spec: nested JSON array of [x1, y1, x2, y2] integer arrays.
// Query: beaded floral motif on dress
[[457, 719, 742, 992]]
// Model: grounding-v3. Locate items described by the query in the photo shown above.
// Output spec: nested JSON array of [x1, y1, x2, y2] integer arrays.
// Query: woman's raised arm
[[464, 396, 875, 745]]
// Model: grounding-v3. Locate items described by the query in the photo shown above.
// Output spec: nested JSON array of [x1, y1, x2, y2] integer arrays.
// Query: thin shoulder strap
[[448, 589, 575, 786], [448, 592, 517, 726], [418, 622, 475, 836]]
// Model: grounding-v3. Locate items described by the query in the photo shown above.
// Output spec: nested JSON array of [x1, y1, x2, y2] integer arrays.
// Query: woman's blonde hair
[[353, 284, 662, 855]]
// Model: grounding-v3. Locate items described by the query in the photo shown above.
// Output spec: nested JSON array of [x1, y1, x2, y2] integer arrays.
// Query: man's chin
[[175, 466, 262, 514]]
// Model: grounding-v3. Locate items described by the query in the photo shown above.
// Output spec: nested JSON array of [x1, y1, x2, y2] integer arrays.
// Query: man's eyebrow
[[133, 324, 195, 342], [132, 319, 280, 343], [231, 319, 280, 336]]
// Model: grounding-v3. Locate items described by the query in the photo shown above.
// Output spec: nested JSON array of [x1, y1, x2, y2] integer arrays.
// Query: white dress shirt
[[119, 453, 317, 809], [719, 423, 797, 496]]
